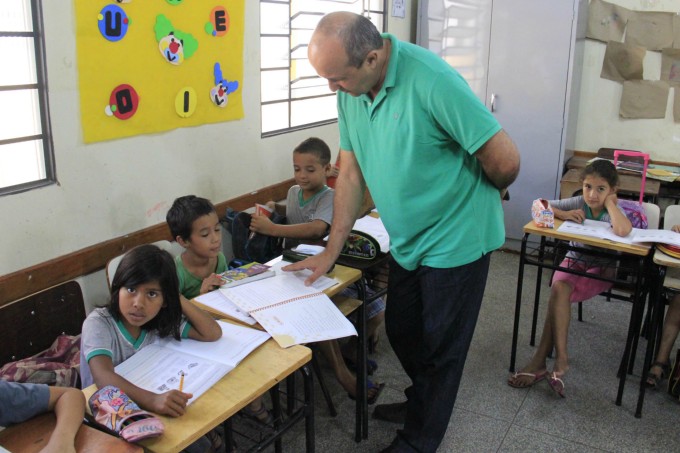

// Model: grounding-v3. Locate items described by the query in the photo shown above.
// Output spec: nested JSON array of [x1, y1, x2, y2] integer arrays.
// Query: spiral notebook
[[221, 272, 357, 348]]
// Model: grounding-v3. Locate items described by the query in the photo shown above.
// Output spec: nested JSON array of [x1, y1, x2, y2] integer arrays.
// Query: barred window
[[260, 0, 385, 137], [0, 0, 55, 195]]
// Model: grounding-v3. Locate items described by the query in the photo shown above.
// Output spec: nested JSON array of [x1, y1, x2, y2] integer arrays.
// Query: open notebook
[[222, 271, 357, 348], [114, 321, 270, 404], [557, 220, 680, 247]]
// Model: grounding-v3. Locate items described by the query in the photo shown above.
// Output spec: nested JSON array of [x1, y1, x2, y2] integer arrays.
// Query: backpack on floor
[[224, 208, 286, 263]]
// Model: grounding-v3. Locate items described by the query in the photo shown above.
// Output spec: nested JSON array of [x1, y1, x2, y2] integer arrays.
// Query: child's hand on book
[[150, 390, 193, 417], [200, 273, 226, 295]]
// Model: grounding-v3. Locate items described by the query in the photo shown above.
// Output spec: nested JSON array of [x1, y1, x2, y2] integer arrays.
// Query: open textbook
[[194, 290, 257, 325], [114, 320, 270, 404], [193, 263, 338, 326], [557, 220, 680, 247], [222, 272, 357, 348]]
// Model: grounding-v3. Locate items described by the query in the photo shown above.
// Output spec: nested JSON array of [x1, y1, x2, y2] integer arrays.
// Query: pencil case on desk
[[89, 385, 165, 442], [531, 198, 554, 228]]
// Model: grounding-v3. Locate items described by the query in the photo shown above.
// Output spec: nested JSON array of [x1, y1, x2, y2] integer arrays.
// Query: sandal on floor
[[343, 355, 378, 375], [507, 370, 548, 389], [240, 403, 274, 425], [548, 372, 566, 398], [348, 380, 385, 405], [645, 361, 670, 389]]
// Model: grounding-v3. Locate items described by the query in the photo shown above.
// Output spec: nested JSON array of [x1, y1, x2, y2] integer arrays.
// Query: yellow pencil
[[179, 371, 185, 392]]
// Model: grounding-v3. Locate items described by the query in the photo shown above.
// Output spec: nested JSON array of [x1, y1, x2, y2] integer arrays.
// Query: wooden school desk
[[334, 252, 389, 441], [509, 220, 652, 407], [635, 247, 680, 417], [0, 412, 142, 453], [83, 340, 312, 453], [289, 262, 368, 443]]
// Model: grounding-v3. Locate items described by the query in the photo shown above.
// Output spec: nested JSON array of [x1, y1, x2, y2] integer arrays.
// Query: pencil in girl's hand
[[179, 371, 185, 392]]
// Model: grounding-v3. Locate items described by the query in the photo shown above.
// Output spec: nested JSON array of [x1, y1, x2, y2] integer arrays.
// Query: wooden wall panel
[[0, 179, 294, 307]]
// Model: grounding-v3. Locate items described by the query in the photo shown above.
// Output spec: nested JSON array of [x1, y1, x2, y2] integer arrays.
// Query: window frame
[[0, 0, 56, 196], [260, 0, 386, 138]]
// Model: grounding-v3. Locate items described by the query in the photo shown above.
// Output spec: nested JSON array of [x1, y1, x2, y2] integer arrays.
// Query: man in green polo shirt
[[285, 11, 520, 453]]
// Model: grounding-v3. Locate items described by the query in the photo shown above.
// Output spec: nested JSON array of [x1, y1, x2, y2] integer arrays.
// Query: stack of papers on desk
[[222, 272, 356, 348], [629, 229, 680, 247], [557, 220, 680, 247], [557, 220, 637, 244], [115, 321, 270, 404]]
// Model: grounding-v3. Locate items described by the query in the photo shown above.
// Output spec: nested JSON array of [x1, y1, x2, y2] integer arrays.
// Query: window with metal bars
[[0, 0, 55, 196], [260, 0, 385, 137]]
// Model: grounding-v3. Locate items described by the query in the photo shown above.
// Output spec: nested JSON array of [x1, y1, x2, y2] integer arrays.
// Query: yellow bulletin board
[[74, 0, 244, 143]]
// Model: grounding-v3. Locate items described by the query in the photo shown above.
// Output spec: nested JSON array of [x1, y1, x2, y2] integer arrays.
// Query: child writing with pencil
[[80, 244, 222, 452], [249, 137, 385, 404], [166, 195, 273, 423], [508, 159, 632, 397]]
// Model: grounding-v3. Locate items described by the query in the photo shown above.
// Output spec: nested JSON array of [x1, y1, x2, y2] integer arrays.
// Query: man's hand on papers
[[282, 251, 335, 286]]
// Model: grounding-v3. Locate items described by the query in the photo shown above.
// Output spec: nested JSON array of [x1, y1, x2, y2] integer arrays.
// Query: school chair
[[105, 240, 181, 289], [532, 203, 660, 355], [600, 201, 659, 301], [645, 205, 680, 350]]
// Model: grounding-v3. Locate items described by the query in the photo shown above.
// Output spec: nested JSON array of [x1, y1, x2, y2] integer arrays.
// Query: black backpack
[[224, 208, 286, 263]]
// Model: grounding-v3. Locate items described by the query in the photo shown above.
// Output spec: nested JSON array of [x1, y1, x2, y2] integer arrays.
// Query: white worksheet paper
[[630, 228, 680, 247], [222, 273, 357, 347], [115, 321, 269, 404], [194, 290, 257, 325], [557, 220, 637, 244]]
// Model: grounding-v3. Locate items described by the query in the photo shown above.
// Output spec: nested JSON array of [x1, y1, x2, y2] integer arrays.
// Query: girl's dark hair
[[109, 244, 182, 340], [580, 159, 619, 188]]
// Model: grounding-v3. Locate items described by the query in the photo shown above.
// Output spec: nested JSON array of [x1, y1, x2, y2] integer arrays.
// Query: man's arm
[[474, 129, 520, 191], [43, 387, 85, 453], [283, 149, 366, 284]]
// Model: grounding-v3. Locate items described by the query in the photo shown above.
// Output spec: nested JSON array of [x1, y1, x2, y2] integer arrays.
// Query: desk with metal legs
[[636, 248, 680, 417], [83, 340, 312, 453], [510, 220, 652, 408], [335, 252, 390, 441]]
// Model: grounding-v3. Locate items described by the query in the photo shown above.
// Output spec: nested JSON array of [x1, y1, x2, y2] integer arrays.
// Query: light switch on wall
[[392, 0, 406, 18]]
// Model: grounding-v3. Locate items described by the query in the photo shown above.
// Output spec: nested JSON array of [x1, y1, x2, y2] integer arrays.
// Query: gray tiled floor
[[241, 250, 680, 452]]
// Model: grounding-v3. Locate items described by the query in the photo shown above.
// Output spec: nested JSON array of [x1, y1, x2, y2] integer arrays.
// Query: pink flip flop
[[548, 372, 566, 398], [508, 370, 548, 388]]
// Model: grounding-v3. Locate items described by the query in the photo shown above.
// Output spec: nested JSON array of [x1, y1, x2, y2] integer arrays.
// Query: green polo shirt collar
[[116, 319, 148, 349]]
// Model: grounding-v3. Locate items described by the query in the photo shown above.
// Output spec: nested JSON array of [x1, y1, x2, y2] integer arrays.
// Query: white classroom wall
[[575, 0, 680, 160], [5, 0, 680, 308], [0, 1, 414, 310]]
